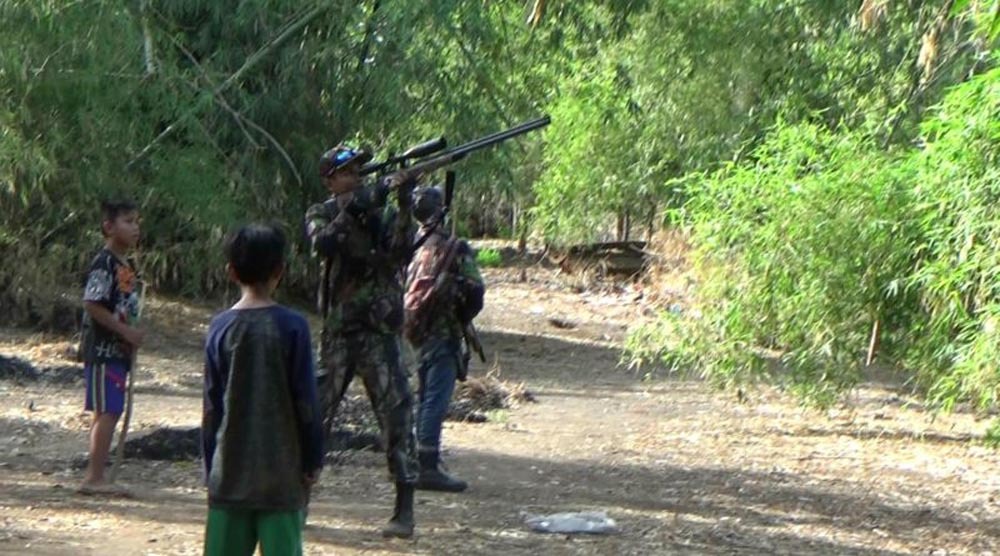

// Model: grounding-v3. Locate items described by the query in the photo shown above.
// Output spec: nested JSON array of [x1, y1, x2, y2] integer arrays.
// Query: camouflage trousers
[[318, 329, 418, 484]]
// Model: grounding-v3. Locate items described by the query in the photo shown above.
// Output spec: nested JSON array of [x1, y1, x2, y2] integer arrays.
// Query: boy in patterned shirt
[[78, 199, 143, 494]]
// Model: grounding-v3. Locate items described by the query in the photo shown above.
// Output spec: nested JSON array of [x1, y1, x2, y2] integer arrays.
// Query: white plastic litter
[[522, 510, 619, 534]]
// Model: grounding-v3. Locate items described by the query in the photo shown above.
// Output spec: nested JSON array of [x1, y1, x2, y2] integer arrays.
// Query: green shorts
[[204, 507, 304, 556]]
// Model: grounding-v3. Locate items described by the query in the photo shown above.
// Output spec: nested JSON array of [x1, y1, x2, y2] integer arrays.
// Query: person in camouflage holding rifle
[[304, 145, 419, 538], [403, 185, 485, 493]]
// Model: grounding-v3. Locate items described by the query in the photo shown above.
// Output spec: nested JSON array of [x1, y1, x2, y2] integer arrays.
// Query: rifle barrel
[[407, 116, 550, 176], [450, 116, 550, 157]]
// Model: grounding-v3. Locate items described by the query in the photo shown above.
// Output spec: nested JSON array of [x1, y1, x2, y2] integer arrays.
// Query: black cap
[[413, 186, 445, 224], [319, 145, 373, 177]]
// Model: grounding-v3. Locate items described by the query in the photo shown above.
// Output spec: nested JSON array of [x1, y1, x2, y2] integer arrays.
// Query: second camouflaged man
[[403, 185, 485, 492]]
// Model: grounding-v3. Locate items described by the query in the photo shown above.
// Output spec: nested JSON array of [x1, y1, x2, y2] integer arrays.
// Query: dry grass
[[639, 228, 693, 308], [449, 361, 536, 422]]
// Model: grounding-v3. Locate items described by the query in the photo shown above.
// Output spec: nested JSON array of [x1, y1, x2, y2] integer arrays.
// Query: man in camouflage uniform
[[305, 145, 419, 538], [404, 186, 485, 492]]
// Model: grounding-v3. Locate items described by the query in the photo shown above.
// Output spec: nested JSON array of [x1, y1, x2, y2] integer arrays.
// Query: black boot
[[381, 482, 415, 538], [416, 450, 468, 492]]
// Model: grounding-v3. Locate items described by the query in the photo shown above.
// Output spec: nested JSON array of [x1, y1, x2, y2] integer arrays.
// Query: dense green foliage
[[4, 1, 1000, 425], [626, 4, 1000, 419], [532, 0, 989, 242], [1, 0, 560, 318], [627, 125, 921, 404]]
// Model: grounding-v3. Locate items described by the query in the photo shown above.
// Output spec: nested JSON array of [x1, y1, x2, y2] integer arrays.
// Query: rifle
[[463, 322, 486, 365], [442, 171, 488, 368], [387, 115, 550, 185], [441, 171, 487, 366], [360, 136, 447, 177]]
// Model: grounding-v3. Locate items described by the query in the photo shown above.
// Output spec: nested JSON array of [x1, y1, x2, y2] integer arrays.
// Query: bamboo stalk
[[169, 38, 304, 187], [109, 281, 146, 483], [126, 3, 332, 168], [866, 318, 880, 367], [140, 0, 157, 76]]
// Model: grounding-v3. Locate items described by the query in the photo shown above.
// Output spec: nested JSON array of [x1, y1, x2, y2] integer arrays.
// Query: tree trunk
[[618, 211, 631, 241]]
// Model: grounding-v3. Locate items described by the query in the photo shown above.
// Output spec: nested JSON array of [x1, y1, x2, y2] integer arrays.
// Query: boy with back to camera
[[202, 224, 324, 555], [78, 199, 143, 495]]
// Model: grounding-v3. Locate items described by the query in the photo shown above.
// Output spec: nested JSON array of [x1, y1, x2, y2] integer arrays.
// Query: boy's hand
[[303, 469, 321, 487], [121, 326, 145, 349]]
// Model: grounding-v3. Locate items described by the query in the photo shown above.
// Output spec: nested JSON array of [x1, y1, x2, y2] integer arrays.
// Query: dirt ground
[[2, 259, 999, 555]]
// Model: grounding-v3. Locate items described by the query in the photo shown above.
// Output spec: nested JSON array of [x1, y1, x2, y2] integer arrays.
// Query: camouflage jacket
[[404, 225, 484, 345], [305, 186, 413, 335]]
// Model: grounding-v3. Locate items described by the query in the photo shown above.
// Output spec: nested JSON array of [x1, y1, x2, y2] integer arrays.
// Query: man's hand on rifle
[[389, 170, 418, 209], [386, 169, 418, 189]]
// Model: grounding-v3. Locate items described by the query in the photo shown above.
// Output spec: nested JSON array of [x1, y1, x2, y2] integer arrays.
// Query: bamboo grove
[[3, 1, 1000, 426]]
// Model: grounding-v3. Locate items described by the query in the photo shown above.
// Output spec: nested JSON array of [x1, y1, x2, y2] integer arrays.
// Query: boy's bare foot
[[76, 480, 132, 497]]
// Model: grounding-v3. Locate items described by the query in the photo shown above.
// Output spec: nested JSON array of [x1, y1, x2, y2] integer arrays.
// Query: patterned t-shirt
[[81, 248, 141, 363]]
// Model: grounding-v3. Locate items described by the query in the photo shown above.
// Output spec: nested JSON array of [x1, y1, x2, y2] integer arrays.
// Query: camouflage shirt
[[405, 225, 484, 344], [305, 186, 413, 335]]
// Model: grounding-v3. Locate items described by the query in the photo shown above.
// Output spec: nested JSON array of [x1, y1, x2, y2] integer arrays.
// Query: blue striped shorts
[[84, 361, 129, 415]]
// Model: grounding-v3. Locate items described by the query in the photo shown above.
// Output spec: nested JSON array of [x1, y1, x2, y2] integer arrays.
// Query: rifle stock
[[464, 322, 486, 364]]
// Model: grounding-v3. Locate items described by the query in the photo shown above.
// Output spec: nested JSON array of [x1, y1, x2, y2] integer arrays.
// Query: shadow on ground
[[5, 438, 988, 555]]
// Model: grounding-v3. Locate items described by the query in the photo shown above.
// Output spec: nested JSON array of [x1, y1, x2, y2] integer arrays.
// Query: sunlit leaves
[[630, 66, 1000, 415]]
